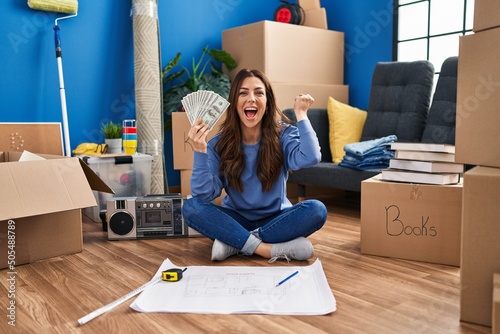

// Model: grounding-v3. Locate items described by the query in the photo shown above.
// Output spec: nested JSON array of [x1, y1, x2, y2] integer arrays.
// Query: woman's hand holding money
[[188, 119, 210, 153]]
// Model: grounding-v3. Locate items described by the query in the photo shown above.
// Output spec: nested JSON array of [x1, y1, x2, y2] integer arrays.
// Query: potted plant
[[162, 46, 237, 130], [101, 120, 123, 154]]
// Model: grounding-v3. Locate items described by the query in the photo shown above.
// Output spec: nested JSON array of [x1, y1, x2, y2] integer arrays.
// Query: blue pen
[[275, 270, 299, 287]]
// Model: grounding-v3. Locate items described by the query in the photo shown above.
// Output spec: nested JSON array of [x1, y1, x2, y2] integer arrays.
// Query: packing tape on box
[[132, 0, 166, 193]]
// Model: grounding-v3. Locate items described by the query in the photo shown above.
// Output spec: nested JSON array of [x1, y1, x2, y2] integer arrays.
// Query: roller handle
[[54, 25, 62, 58]]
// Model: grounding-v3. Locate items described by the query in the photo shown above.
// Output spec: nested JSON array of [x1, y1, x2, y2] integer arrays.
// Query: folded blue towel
[[340, 151, 394, 170], [340, 135, 397, 171], [345, 149, 386, 160], [343, 135, 397, 158], [342, 151, 395, 163]]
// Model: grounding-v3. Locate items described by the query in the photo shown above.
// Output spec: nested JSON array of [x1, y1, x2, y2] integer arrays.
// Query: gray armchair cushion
[[421, 56, 458, 144], [284, 108, 332, 163], [361, 60, 434, 142]]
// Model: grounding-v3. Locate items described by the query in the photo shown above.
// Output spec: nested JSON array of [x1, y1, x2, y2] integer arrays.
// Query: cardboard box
[[456, 28, 500, 168], [272, 82, 348, 110], [494, 274, 500, 334], [360, 175, 462, 266], [180, 169, 225, 206], [0, 152, 113, 268], [303, 8, 328, 30], [223, 21, 344, 85], [80, 153, 153, 222], [0, 123, 63, 155], [298, 0, 321, 11], [172, 112, 225, 170], [473, 0, 500, 32], [460, 166, 500, 327]]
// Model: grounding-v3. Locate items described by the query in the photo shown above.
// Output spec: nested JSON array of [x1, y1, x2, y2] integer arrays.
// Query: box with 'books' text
[[361, 175, 463, 266]]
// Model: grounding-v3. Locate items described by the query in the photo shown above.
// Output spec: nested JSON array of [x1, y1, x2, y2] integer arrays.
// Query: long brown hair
[[215, 69, 289, 192]]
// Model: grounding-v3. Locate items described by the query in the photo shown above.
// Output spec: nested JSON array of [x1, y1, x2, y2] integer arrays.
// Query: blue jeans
[[182, 197, 327, 255]]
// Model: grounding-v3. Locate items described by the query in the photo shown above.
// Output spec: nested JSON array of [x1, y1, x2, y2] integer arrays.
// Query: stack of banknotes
[[181, 90, 230, 130]]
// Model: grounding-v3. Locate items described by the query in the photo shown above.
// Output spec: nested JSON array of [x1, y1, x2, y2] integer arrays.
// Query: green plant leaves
[[161, 47, 237, 126], [100, 121, 122, 139]]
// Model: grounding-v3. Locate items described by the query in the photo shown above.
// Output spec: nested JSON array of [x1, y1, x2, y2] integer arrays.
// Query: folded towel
[[339, 151, 394, 170], [345, 149, 386, 160], [343, 135, 397, 158], [339, 135, 397, 171]]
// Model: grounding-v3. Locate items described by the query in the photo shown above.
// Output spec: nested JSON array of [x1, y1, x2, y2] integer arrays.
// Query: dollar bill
[[181, 90, 229, 130]]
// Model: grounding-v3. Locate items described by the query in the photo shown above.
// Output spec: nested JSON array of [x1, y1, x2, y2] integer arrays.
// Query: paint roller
[[28, 0, 78, 14], [27, 0, 79, 156]]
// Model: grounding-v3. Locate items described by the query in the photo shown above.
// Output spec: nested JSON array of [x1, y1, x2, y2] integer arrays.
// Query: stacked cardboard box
[[222, 20, 348, 110], [456, 0, 500, 327], [299, 0, 328, 30]]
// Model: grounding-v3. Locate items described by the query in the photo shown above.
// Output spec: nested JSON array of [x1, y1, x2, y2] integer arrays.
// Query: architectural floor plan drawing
[[130, 258, 336, 315], [184, 273, 283, 297]]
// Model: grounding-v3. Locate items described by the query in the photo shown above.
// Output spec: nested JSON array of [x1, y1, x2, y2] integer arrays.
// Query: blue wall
[[0, 0, 392, 188]]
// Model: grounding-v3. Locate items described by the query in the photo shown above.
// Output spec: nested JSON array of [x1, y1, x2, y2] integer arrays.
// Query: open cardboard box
[[0, 151, 113, 268]]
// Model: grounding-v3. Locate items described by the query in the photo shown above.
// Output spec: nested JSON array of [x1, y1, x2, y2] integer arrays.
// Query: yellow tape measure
[[162, 268, 186, 282]]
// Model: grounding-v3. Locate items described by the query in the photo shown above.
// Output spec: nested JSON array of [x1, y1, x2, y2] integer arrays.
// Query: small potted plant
[[101, 121, 122, 154]]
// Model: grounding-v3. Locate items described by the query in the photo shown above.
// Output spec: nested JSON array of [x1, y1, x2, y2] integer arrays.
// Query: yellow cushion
[[327, 97, 367, 163]]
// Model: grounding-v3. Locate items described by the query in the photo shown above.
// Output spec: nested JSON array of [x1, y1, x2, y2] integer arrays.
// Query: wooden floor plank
[[0, 192, 492, 333]]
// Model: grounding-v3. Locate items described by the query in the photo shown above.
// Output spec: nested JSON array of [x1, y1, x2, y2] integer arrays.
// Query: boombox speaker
[[106, 195, 200, 240], [107, 198, 137, 239]]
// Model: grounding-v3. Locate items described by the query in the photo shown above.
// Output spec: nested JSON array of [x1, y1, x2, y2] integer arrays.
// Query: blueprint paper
[[130, 258, 336, 315]]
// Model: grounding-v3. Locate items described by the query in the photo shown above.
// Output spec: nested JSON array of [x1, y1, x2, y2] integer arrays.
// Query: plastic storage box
[[80, 153, 153, 222]]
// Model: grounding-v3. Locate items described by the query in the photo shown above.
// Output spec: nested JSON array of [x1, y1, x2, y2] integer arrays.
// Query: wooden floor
[[0, 191, 492, 334]]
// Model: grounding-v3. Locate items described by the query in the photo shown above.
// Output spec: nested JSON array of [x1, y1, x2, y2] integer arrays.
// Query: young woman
[[182, 69, 327, 262]]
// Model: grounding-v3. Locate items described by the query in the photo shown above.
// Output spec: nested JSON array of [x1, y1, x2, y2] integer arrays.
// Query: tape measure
[[78, 267, 186, 325], [274, 0, 305, 25], [162, 268, 186, 282]]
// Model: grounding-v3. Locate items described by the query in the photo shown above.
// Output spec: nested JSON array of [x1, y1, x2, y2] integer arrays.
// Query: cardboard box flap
[[0, 157, 99, 221], [5, 151, 114, 194], [77, 158, 114, 194]]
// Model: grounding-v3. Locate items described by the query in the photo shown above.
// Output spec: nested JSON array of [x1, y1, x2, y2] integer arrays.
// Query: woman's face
[[236, 76, 267, 130]]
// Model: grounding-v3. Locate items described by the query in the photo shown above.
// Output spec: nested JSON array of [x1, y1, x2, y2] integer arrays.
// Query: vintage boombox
[[106, 194, 201, 240]]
